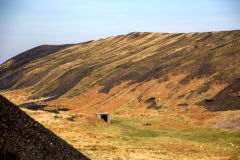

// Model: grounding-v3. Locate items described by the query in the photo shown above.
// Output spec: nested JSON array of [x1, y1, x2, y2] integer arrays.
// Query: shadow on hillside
[[19, 102, 71, 114], [196, 78, 240, 111]]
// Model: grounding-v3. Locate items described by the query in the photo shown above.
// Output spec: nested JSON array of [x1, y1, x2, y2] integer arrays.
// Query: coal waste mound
[[0, 95, 90, 160]]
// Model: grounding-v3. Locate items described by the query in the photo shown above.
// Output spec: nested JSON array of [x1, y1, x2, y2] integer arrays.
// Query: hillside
[[0, 30, 240, 114], [1, 30, 240, 159], [0, 94, 89, 160]]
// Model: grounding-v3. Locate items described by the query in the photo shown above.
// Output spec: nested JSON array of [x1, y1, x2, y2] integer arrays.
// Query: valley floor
[[22, 108, 240, 160], [1, 89, 240, 159]]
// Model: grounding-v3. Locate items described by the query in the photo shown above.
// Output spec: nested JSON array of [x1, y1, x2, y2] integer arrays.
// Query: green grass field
[[82, 115, 239, 159], [26, 109, 238, 160]]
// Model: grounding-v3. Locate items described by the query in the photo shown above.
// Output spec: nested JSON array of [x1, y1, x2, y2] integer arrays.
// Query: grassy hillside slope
[[0, 30, 240, 113]]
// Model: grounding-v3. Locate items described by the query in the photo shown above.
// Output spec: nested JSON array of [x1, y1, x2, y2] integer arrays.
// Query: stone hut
[[96, 112, 110, 123]]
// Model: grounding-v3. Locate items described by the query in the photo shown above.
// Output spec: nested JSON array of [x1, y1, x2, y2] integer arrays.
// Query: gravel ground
[[0, 94, 90, 160]]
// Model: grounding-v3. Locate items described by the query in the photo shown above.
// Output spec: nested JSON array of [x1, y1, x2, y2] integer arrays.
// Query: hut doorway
[[101, 114, 108, 122]]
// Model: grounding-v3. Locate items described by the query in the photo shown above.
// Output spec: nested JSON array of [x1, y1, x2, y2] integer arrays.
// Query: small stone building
[[96, 112, 110, 123]]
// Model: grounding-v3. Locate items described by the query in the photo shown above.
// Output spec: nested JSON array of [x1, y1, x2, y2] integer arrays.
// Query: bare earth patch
[[212, 110, 240, 130]]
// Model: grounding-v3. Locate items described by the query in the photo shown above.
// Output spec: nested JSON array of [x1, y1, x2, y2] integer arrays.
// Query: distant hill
[[0, 95, 89, 160], [0, 30, 240, 113]]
